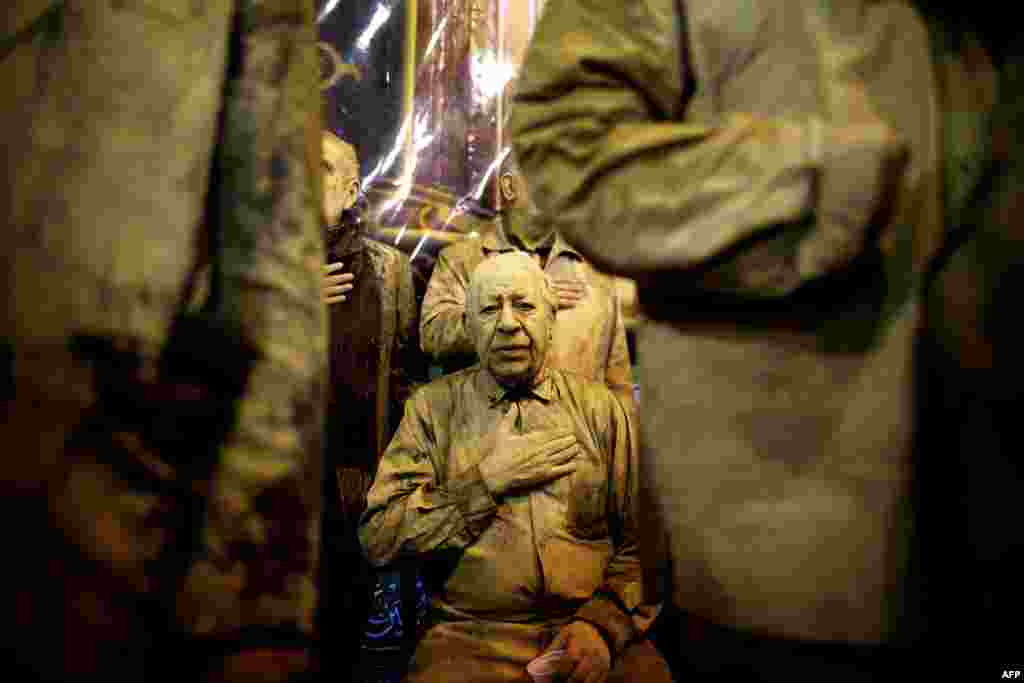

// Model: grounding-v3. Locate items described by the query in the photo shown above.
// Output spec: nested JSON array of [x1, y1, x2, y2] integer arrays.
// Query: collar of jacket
[[481, 217, 583, 264], [326, 219, 367, 258], [477, 365, 556, 406]]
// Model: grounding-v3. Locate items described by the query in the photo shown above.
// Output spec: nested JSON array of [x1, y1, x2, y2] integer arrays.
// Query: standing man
[[318, 131, 427, 675], [2, 1, 327, 681], [360, 252, 670, 683], [420, 152, 635, 411], [511, 0, 1015, 678]]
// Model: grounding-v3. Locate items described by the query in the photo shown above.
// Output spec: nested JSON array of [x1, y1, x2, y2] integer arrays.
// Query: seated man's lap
[[406, 620, 673, 683]]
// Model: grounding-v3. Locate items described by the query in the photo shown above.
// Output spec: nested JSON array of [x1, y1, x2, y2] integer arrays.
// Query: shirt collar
[[476, 365, 556, 406], [481, 217, 583, 263]]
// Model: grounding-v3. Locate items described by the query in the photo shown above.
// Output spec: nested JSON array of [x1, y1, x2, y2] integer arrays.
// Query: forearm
[[510, 0, 819, 280], [574, 553, 658, 657], [513, 0, 903, 292], [358, 464, 497, 566], [514, 104, 821, 279]]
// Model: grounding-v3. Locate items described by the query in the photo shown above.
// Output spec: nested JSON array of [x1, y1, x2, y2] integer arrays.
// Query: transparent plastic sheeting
[[316, 0, 522, 286]]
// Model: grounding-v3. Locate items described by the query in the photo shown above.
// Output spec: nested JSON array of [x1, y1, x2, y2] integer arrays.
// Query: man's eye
[[481, 306, 499, 315], [514, 302, 535, 312]]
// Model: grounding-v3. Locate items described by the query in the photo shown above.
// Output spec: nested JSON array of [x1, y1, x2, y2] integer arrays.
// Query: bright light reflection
[[422, 16, 448, 60], [471, 51, 517, 100], [356, 3, 393, 52], [316, 0, 341, 23]]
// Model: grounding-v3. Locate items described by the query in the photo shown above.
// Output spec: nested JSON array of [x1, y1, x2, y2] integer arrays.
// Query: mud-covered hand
[[477, 406, 579, 497], [544, 621, 612, 683], [322, 262, 355, 304], [551, 278, 587, 310]]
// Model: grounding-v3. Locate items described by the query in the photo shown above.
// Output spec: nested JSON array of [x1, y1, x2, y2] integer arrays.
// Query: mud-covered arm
[[572, 390, 658, 658], [359, 388, 498, 567], [511, 0, 903, 295], [420, 246, 476, 360], [392, 254, 429, 410]]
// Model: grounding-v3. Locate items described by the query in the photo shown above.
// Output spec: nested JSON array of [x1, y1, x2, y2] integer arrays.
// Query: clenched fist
[[541, 620, 612, 683]]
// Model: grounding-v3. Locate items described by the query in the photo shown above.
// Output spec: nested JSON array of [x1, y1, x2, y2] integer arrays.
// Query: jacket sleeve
[[510, 0, 903, 295], [603, 287, 635, 413], [176, 0, 328, 647], [358, 387, 498, 567], [572, 389, 658, 657], [420, 246, 476, 360], [392, 253, 429, 413]]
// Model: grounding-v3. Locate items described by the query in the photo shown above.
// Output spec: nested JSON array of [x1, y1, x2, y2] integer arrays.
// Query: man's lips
[[493, 344, 530, 352]]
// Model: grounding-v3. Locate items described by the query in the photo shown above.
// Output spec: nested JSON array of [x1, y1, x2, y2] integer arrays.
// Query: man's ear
[[499, 174, 517, 204]]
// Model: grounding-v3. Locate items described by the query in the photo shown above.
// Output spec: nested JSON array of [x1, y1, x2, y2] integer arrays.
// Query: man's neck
[[488, 365, 546, 394], [503, 207, 554, 252]]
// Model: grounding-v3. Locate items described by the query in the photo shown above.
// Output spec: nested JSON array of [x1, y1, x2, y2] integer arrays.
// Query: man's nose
[[496, 304, 519, 332]]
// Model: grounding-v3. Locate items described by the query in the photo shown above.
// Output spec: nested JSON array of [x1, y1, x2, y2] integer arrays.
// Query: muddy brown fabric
[[359, 367, 661, 681], [421, 219, 634, 409], [324, 227, 424, 487], [1, 1, 326, 678], [511, 0, 1002, 646], [318, 225, 425, 676]]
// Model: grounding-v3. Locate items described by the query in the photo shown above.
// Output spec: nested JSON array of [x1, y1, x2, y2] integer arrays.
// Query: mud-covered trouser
[[406, 617, 673, 683]]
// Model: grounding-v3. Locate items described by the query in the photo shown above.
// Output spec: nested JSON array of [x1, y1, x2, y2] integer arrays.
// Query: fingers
[[535, 433, 577, 452], [583, 666, 608, 683], [323, 266, 355, 306], [324, 283, 354, 296], [324, 273, 355, 287], [546, 462, 577, 482], [322, 285, 354, 304], [324, 262, 347, 274], [546, 444, 581, 466], [554, 282, 585, 310]]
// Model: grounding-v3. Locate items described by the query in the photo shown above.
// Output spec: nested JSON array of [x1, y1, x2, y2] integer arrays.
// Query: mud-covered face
[[499, 170, 551, 248], [322, 136, 360, 225], [468, 254, 554, 387]]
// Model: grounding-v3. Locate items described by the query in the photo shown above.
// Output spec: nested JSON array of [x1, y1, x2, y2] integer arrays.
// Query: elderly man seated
[[359, 252, 671, 682]]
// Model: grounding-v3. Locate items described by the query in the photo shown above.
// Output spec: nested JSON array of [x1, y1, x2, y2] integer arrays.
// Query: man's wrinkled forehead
[[470, 253, 546, 305]]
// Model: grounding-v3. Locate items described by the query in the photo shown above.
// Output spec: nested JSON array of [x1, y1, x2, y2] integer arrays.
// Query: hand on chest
[[450, 402, 609, 538]]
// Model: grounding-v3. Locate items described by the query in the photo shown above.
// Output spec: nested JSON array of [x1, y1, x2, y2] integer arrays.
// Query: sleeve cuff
[[573, 594, 637, 658], [448, 464, 498, 537]]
